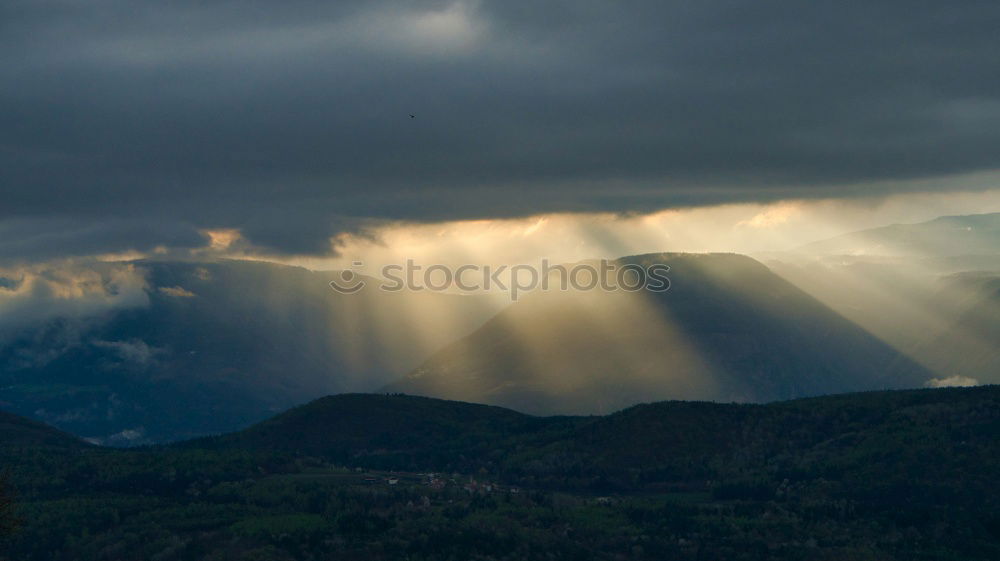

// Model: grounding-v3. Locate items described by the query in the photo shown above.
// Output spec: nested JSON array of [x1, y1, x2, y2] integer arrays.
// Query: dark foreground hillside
[[1, 386, 999, 560]]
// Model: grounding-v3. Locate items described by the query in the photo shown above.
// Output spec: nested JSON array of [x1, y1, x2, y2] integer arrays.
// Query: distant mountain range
[[765, 213, 1000, 385], [4, 213, 996, 443], [795, 212, 1000, 257], [385, 253, 930, 414]]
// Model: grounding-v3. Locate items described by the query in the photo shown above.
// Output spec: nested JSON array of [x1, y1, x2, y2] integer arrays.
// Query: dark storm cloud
[[2, 0, 999, 257], [0, 217, 207, 262]]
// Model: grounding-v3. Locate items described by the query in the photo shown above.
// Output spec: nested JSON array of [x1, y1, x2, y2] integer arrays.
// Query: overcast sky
[[3, 0, 1000, 260]]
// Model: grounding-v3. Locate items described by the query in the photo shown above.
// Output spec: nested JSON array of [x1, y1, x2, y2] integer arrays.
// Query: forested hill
[[1, 386, 998, 560], [201, 385, 1000, 489], [0, 410, 87, 449]]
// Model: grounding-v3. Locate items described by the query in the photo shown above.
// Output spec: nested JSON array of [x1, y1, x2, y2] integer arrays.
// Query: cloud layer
[[3, 0, 1000, 257], [0, 262, 149, 347]]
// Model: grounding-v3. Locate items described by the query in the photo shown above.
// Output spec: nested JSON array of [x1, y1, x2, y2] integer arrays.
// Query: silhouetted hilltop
[[0, 409, 86, 449]]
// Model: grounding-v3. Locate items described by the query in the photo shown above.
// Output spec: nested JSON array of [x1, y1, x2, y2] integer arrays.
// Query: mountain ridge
[[794, 212, 1000, 257], [385, 252, 931, 414]]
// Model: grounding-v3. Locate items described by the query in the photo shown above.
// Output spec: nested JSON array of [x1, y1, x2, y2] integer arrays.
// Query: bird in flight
[[409, 114, 415, 119]]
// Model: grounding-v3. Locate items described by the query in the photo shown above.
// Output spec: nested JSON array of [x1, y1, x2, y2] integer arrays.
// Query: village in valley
[[358, 470, 520, 496]]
